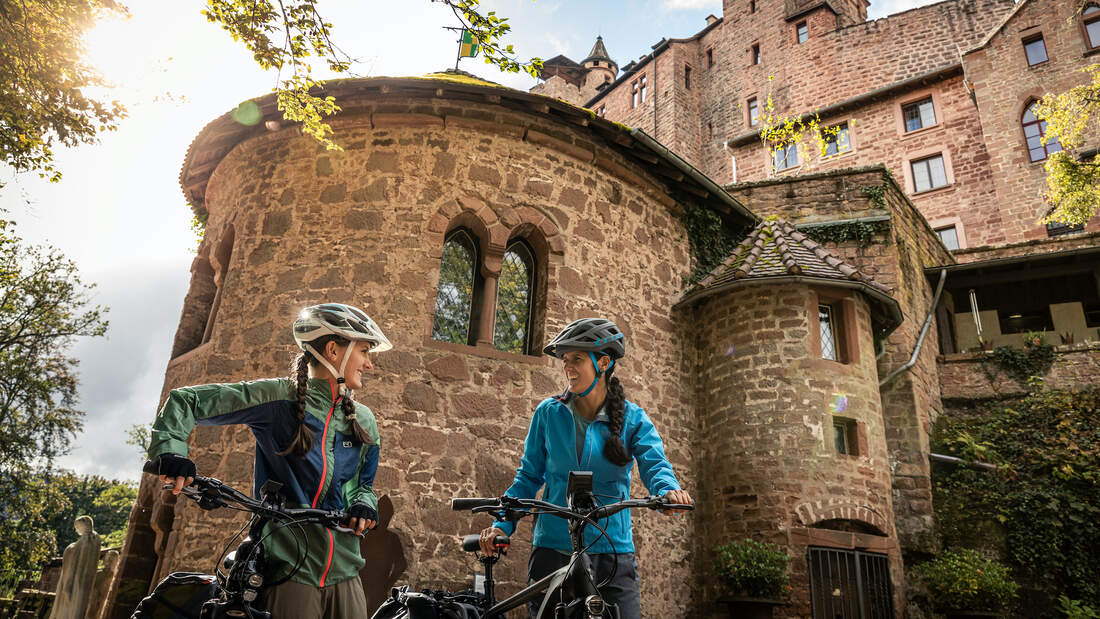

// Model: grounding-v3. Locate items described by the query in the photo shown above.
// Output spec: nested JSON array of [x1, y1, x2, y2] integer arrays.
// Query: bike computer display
[[566, 471, 594, 511]]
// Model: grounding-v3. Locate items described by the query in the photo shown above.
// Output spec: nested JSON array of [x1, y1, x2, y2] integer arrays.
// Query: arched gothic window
[[493, 240, 536, 354], [1022, 101, 1063, 163], [432, 229, 479, 345]]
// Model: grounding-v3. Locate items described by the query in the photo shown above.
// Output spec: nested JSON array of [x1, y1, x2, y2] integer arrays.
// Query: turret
[[581, 36, 617, 88]]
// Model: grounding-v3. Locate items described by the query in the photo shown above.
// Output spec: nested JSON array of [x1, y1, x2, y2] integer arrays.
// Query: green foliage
[[932, 388, 1100, 605], [679, 206, 745, 285], [1059, 596, 1100, 619], [0, 0, 128, 183], [126, 422, 151, 460], [1033, 64, 1100, 226], [201, 0, 540, 152], [800, 220, 890, 249], [713, 538, 791, 599], [980, 336, 1057, 388], [0, 467, 67, 575], [915, 549, 1019, 611], [42, 471, 136, 554]]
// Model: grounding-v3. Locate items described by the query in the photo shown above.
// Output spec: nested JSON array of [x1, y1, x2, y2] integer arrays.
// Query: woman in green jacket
[[146, 303, 388, 618]]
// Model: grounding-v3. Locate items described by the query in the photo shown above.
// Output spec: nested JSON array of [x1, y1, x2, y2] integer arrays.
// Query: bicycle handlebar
[[154, 473, 359, 536], [450, 494, 694, 523], [450, 497, 501, 511]]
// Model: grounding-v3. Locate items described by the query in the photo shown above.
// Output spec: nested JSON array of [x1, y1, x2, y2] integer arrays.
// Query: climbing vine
[[932, 388, 1100, 611], [979, 334, 1058, 389], [679, 206, 747, 285], [800, 220, 890, 248]]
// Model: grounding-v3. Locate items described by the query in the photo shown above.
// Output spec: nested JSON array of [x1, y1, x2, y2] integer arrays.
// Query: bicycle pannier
[[130, 572, 220, 619]]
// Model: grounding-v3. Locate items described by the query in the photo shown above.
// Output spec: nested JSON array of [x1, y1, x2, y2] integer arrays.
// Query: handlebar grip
[[450, 497, 500, 511], [461, 534, 510, 552], [663, 503, 695, 511]]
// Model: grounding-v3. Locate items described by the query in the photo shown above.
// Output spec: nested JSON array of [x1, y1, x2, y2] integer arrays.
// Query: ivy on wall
[[979, 337, 1059, 389], [932, 388, 1100, 613], [800, 219, 891, 248], [679, 205, 747, 285]]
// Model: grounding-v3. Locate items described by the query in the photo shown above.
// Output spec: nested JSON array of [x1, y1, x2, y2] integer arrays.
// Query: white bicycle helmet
[[293, 303, 391, 392]]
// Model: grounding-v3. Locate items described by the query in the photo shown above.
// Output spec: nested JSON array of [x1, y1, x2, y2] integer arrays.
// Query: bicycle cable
[[250, 516, 311, 589], [213, 514, 256, 581]]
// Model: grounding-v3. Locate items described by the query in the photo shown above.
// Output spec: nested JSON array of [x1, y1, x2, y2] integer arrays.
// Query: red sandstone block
[[372, 113, 444, 128]]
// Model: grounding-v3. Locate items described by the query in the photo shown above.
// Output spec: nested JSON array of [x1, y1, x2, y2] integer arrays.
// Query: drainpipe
[[929, 452, 998, 472], [969, 288, 984, 346], [724, 142, 737, 184], [880, 268, 948, 387]]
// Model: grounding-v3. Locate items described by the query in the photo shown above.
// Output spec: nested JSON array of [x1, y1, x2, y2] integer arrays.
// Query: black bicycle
[[375, 471, 693, 619], [132, 469, 359, 619]]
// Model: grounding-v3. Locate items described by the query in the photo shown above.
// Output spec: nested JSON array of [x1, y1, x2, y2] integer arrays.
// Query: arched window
[[1084, 4, 1100, 49], [432, 229, 479, 345], [1022, 101, 1062, 163], [493, 240, 535, 354]]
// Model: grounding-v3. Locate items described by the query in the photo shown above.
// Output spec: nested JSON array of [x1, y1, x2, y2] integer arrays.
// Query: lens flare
[[231, 101, 262, 126], [725, 345, 736, 356], [829, 393, 849, 414]]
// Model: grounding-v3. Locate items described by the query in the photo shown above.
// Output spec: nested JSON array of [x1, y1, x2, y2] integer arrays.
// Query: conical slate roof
[[682, 219, 902, 331], [583, 36, 615, 66]]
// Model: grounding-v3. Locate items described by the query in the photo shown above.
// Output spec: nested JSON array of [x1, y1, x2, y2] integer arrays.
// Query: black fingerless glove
[[347, 502, 378, 528], [153, 453, 196, 479]]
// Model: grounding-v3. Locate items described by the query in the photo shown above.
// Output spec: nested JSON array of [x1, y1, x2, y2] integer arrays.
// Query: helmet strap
[[575, 352, 613, 398], [303, 342, 352, 396]]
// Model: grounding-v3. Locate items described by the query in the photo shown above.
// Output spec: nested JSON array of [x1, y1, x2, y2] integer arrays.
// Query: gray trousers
[[265, 575, 368, 619], [526, 547, 640, 619]]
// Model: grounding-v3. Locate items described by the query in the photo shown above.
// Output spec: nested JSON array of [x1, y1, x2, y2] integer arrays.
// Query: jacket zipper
[[314, 380, 339, 587]]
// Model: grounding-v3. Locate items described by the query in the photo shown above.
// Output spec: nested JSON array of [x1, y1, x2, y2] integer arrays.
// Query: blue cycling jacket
[[496, 396, 682, 554]]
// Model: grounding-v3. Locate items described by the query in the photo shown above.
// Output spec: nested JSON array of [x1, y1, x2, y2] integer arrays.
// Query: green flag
[[459, 29, 480, 58]]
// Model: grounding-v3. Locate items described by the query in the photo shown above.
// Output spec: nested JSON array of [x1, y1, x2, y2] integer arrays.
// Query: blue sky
[[0, 0, 937, 482]]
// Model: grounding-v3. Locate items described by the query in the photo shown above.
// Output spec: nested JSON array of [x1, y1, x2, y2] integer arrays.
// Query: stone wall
[[725, 166, 954, 552], [939, 344, 1100, 400], [108, 92, 703, 617], [685, 283, 902, 617]]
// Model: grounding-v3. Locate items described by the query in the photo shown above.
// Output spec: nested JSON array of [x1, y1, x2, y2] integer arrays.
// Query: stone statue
[[86, 549, 119, 619], [49, 515, 101, 619]]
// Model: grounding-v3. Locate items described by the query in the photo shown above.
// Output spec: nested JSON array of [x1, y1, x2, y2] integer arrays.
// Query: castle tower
[[678, 219, 904, 616], [580, 36, 617, 88]]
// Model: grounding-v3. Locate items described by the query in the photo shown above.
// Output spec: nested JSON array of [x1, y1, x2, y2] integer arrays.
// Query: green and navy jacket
[[148, 377, 380, 588], [496, 396, 681, 554]]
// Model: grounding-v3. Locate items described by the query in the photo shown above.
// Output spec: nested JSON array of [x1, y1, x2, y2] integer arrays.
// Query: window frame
[[895, 89, 944, 137], [910, 153, 950, 193], [810, 289, 859, 366], [771, 142, 800, 173], [639, 74, 648, 103], [1022, 100, 1062, 163], [431, 227, 482, 347], [631, 80, 639, 108], [902, 147, 955, 195], [706, 47, 714, 68], [821, 121, 853, 157], [797, 21, 809, 44], [684, 64, 692, 90], [935, 225, 960, 251], [1082, 4, 1100, 50], [1023, 33, 1049, 67], [747, 96, 760, 127], [832, 417, 860, 456], [901, 96, 937, 133], [751, 43, 761, 65], [928, 216, 967, 249]]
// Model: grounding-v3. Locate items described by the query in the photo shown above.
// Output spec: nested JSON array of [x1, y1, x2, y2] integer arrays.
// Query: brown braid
[[278, 352, 315, 457], [279, 334, 374, 456], [601, 367, 632, 466]]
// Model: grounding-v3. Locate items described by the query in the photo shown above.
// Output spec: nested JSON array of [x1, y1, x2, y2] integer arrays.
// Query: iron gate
[[808, 547, 894, 619]]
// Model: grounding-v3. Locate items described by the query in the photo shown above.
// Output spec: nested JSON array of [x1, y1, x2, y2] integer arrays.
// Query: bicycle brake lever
[[332, 525, 364, 538]]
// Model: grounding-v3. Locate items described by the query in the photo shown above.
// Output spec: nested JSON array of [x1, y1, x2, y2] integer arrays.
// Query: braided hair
[[279, 334, 374, 458], [600, 365, 632, 466]]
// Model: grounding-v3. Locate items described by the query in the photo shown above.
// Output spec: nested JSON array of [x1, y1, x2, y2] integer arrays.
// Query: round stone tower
[[103, 71, 758, 618], [678, 219, 905, 617]]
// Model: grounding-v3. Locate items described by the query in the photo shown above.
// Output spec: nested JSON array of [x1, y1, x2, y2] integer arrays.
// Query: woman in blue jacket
[[477, 318, 693, 619]]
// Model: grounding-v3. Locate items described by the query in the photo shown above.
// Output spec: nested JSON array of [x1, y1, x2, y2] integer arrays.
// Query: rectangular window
[[752, 43, 761, 65], [833, 418, 858, 455], [640, 75, 647, 103], [706, 48, 714, 68], [748, 97, 760, 126], [773, 143, 799, 171], [797, 21, 808, 43], [819, 304, 837, 360], [823, 122, 851, 156], [1046, 220, 1085, 237], [1086, 6, 1100, 48], [707, 122, 714, 140], [935, 225, 960, 250], [902, 96, 936, 132], [749, 0, 756, 12], [1024, 35, 1048, 66], [911, 154, 948, 192], [631, 80, 639, 108], [685, 66, 692, 89]]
